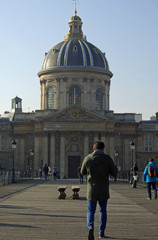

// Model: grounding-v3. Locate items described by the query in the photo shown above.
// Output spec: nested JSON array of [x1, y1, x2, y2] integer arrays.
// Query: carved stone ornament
[[70, 109, 79, 119]]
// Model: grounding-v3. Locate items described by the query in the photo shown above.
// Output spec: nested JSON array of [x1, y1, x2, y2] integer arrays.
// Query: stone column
[[94, 132, 99, 142], [109, 136, 114, 160], [14, 138, 18, 170], [60, 79, 67, 109], [104, 136, 110, 155], [43, 133, 48, 165], [107, 83, 110, 111], [40, 82, 43, 110], [43, 81, 46, 110], [91, 79, 95, 110], [56, 79, 60, 109], [123, 138, 131, 171], [84, 79, 91, 109], [50, 132, 55, 167], [83, 78, 87, 108], [104, 84, 107, 111], [34, 135, 40, 170], [15, 138, 24, 171], [19, 138, 25, 171], [84, 133, 89, 157], [41, 80, 46, 110], [44, 89, 47, 110], [101, 133, 106, 152], [60, 133, 65, 178]]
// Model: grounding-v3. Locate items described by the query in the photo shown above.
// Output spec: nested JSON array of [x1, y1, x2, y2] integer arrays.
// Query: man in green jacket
[[81, 141, 116, 240]]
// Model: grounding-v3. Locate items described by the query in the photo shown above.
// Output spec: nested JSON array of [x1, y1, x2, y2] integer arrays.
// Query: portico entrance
[[68, 156, 81, 178]]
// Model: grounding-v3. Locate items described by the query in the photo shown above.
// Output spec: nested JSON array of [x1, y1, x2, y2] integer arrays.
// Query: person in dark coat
[[43, 163, 49, 180], [77, 166, 83, 184], [133, 162, 138, 173], [81, 141, 116, 240]]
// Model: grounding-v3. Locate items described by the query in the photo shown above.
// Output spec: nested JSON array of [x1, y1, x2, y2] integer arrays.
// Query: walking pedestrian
[[48, 166, 52, 179], [81, 141, 116, 240], [77, 166, 83, 184], [39, 167, 43, 179], [133, 162, 138, 173], [43, 163, 49, 180], [132, 171, 139, 188], [143, 158, 158, 200], [53, 166, 57, 180]]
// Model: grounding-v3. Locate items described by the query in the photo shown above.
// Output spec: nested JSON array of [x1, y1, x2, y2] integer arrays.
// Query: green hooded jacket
[[81, 149, 116, 202]]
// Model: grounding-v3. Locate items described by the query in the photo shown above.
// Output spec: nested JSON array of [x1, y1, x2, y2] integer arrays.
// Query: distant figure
[[114, 165, 118, 182], [39, 167, 43, 179], [132, 171, 139, 188], [81, 141, 116, 240], [133, 162, 138, 173], [63, 174, 67, 179], [48, 166, 52, 179], [77, 166, 83, 184], [43, 163, 49, 180], [143, 158, 158, 200], [53, 166, 57, 180]]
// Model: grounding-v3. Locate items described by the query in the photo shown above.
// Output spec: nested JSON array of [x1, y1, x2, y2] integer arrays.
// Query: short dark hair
[[149, 158, 154, 162], [93, 141, 105, 150]]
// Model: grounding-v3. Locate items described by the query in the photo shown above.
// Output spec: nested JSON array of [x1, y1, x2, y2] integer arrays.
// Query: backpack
[[148, 166, 156, 178]]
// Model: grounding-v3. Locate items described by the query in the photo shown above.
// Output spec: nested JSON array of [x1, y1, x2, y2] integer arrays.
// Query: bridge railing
[[0, 170, 157, 187], [0, 170, 35, 186], [117, 171, 148, 186]]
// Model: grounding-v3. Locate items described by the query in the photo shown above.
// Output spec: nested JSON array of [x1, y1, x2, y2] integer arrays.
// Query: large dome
[[39, 11, 112, 76], [41, 40, 110, 71]]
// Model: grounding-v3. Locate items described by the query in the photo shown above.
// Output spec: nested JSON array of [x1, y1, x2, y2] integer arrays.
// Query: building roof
[[41, 40, 110, 71], [39, 11, 112, 76]]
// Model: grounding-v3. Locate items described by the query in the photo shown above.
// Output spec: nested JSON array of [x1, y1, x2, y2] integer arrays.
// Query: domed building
[[38, 10, 112, 112], [36, 11, 115, 177], [0, 11, 158, 179]]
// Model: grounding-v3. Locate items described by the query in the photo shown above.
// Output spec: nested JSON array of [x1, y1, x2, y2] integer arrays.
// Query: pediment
[[41, 106, 108, 122]]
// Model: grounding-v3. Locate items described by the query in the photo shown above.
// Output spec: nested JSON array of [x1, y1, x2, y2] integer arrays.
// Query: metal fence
[[0, 170, 156, 187], [0, 170, 35, 186]]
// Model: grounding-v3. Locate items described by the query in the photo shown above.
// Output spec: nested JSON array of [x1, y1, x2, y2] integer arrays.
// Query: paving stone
[[0, 179, 157, 240]]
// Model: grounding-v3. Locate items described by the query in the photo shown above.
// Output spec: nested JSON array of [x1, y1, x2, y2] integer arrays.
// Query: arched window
[[96, 88, 103, 110], [47, 88, 55, 109], [69, 85, 81, 106]]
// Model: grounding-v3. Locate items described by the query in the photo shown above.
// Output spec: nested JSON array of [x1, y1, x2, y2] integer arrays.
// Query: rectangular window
[[144, 135, 153, 152], [48, 88, 55, 109]]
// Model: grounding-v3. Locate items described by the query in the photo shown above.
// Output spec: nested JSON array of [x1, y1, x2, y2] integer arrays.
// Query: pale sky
[[0, 0, 158, 120]]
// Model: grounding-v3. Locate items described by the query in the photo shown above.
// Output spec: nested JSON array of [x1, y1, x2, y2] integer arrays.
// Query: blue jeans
[[45, 173, 48, 180], [87, 200, 108, 237], [147, 182, 157, 199]]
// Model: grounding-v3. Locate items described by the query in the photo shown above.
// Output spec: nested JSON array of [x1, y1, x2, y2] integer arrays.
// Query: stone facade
[[39, 72, 111, 112], [1, 105, 158, 177], [0, 11, 158, 177]]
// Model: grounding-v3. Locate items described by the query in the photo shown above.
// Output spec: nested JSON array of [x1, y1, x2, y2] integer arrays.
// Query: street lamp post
[[130, 140, 135, 183], [30, 149, 34, 157], [11, 140, 16, 183], [30, 149, 34, 177], [114, 150, 118, 165], [114, 150, 119, 180]]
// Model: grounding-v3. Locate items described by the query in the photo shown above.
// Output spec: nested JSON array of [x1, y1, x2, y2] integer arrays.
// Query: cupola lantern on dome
[[64, 10, 86, 41]]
